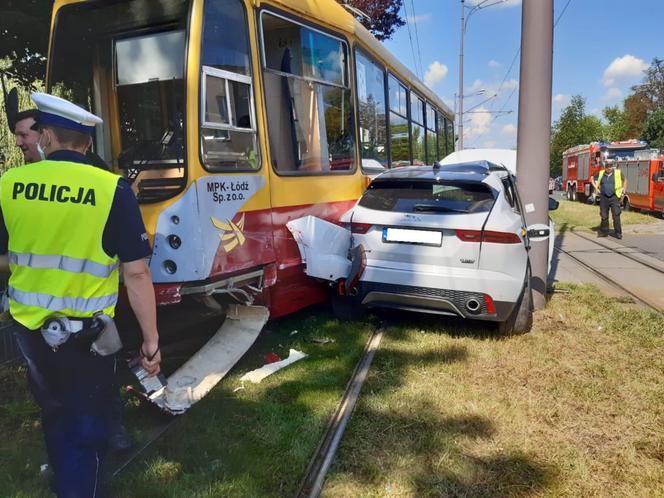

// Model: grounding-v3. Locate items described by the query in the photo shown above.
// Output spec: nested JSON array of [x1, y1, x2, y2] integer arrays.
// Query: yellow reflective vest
[[0, 160, 121, 329], [597, 168, 624, 197]]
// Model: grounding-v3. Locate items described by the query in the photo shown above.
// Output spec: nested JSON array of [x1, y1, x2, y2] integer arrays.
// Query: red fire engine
[[562, 140, 650, 203], [617, 150, 664, 215]]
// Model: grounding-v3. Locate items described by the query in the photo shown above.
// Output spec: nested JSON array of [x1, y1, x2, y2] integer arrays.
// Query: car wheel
[[330, 292, 366, 321], [623, 198, 630, 212], [498, 268, 533, 336]]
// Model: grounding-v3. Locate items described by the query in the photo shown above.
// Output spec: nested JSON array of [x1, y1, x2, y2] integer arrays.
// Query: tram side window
[[261, 13, 355, 174], [437, 113, 447, 157], [425, 104, 437, 165], [356, 49, 388, 170], [201, 0, 259, 170], [446, 119, 455, 154], [388, 74, 410, 167], [410, 93, 425, 165]]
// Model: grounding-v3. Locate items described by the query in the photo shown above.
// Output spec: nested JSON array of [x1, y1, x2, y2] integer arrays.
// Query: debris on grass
[[310, 337, 335, 344], [290, 330, 299, 336], [240, 349, 308, 384], [264, 352, 281, 364]]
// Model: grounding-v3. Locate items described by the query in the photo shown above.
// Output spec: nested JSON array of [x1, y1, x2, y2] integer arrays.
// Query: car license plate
[[383, 227, 442, 246]]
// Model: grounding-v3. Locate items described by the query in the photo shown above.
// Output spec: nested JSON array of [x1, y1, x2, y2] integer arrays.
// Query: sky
[[382, 0, 664, 149]]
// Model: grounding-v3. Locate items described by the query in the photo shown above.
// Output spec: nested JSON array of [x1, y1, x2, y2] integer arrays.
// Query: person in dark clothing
[[592, 161, 628, 239]]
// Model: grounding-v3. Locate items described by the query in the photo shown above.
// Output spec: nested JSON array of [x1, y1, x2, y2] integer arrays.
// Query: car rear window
[[358, 180, 496, 214]]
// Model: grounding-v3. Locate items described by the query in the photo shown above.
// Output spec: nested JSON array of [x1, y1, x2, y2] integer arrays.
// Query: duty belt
[[40, 315, 103, 349]]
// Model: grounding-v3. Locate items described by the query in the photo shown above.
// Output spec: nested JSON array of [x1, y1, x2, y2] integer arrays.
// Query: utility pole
[[457, 0, 465, 150], [516, 0, 553, 310]]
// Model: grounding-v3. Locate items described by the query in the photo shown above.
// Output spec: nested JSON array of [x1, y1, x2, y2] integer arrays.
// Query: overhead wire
[[467, 0, 574, 146], [401, 1, 422, 80], [409, 0, 425, 80]]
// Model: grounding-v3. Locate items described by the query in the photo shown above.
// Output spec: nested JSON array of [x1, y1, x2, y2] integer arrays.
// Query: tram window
[[437, 113, 447, 157], [201, 0, 259, 170], [446, 119, 455, 154], [261, 12, 355, 174], [410, 94, 425, 165], [425, 105, 437, 164], [388, 74, 410, 166], [355, 49, 388, 169]]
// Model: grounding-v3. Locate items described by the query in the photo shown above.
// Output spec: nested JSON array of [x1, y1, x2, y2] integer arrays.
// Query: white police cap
[[31, 92, 102, 134]]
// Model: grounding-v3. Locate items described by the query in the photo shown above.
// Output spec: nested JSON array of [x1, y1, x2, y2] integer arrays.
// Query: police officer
[[12, 109, 41, 164], [592, 160, 628, 239], [10, 107, 129, 452], [0, 92, 161, 497]]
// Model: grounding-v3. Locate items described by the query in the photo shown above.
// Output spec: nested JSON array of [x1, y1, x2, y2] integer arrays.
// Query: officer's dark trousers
[[13, 323, 116, 498], [599, 194, 622, 236]]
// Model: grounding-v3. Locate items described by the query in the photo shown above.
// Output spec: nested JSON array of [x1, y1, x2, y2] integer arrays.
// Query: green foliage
[[602, 106, 629, 141], [0, 0, 52, 86], [340, 0, 405, 41], [642, 107, 664, 148], [550, 96, 604, 177]]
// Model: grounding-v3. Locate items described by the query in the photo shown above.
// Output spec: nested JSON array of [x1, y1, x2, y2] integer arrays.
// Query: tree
[[337, 0, 405, 40], [0, 0, 52, 87], [602, 106, 629, 141], [549, 96, 604, 177], [632, 57, 664, 112], [642, 108, 664, 148]]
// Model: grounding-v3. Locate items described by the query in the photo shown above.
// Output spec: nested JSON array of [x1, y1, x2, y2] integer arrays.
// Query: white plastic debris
[[240, 349, 308, 384], [290, 330, 299, 336], [286, 216, 351, 281]]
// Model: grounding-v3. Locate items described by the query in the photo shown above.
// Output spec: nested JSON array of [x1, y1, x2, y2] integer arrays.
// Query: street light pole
[[457, 0, 465, 150]]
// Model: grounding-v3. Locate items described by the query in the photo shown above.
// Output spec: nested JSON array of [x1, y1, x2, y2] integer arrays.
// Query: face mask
[[36, 132, 49, 161]]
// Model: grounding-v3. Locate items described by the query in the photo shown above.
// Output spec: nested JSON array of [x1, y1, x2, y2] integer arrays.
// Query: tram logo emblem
[[211, 213, 246, 252]]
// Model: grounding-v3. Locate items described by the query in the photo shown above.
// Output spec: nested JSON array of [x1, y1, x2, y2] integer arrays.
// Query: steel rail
[[295, 326, 385, 498], [570, 228, 664, 276], [557, 237, 663, 315]]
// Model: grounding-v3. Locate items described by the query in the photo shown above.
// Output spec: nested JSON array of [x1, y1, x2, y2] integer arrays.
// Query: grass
[[550, 198, 657, 231], [0, 306, 374, 497], [2, 288, 663, 497], [322, 285, 664, 498]]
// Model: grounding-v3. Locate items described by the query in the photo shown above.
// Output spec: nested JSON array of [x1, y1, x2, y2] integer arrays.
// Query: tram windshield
[[49, 0, 189, 203]]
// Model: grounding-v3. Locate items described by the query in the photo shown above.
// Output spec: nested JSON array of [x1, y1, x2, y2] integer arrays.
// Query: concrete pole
[[516, 0, 553, 310], [457, 0, 465, 150]]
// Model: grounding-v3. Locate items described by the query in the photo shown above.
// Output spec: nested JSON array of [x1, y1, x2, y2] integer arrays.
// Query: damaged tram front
[[47, 0, 453, 411]]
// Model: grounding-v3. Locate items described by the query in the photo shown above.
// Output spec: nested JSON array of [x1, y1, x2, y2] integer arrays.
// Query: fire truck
[[616, 149, 664, 215], [562, 140, 649, 203]]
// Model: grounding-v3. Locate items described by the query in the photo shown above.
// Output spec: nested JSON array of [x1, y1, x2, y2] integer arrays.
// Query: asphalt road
[[619, 233, 664, 263]]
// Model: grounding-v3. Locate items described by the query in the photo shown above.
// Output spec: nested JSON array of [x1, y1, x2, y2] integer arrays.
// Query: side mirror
[[548, 197, 559, 211]]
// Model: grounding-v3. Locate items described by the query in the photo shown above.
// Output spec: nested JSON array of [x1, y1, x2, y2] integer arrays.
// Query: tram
[[46, 0, 454, 411]]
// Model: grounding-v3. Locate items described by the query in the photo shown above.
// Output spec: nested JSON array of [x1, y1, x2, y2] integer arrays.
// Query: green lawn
[[551, 198, 657, 231], [323, 286, 664, 497], [0, 307, 374, 498]]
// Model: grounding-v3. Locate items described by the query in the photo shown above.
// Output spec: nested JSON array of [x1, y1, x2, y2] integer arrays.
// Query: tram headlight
[[168, 234, 182, 249], [164, 260, 177, 274]]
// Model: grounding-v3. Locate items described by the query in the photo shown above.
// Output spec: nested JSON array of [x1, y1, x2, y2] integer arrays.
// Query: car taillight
[[483, 294, 496, 314], [351, 223, 372, 234], [455, 229, 521, 244]]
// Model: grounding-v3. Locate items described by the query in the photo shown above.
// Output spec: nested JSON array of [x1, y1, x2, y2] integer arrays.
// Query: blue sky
[[382, 0, 664, 149]]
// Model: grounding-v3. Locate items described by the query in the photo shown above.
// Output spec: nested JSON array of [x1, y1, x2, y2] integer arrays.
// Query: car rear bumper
[[357, 264, 524, 321]]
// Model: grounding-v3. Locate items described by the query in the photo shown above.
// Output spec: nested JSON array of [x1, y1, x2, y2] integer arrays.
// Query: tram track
[[557, 229, 664, 315]]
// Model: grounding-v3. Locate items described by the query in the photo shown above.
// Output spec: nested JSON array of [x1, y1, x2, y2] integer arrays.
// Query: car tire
[[498, 268, 533, 336], [330, 293, 366, 321], [623, 198, 630, 212]]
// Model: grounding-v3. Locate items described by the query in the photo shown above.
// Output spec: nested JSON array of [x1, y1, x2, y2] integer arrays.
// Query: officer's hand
[[141, 342, 161, 377]]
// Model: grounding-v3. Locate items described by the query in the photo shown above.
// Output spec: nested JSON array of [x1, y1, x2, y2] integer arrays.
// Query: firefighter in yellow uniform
[[0, 93, 161, 497]]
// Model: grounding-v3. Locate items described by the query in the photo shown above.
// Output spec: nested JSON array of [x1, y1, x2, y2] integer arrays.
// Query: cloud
[[406, 13, 432, 24], [482, 140, 497, 148], [501, 124, 517, 136], [602, 87, 622, 101], [465, 107, 493, 138], [424, 61, 449, 88], [488, 60, 501, 69], [468, 0, 521, 7], [602, 55, 648, 87], [553, 93, 568, 105], [468, 78, 518, 99]]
